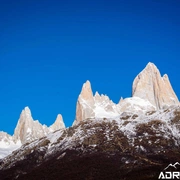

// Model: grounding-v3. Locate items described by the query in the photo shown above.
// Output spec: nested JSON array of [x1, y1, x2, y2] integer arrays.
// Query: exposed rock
[[1, 62, 179, 160], [13, 107, 49, 144], [0, 61, 180, 179], [1, 107, 180, 180], [49, 114, 65, 132], [118, 97, 123, 104], [132, 62, 179, 109], [0, 107, 67, 159], [75, 80, 95, 123], [74, 63, 179, 125], [13, 107, 66, 145], [94, 91, 101, 101], [79, 80, 94, 101], [74, 82, 120, 125]]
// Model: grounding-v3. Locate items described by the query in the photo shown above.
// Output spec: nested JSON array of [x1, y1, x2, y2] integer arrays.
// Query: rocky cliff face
[[0, 107, 65, 159], [132, 62, 179, 109], [13, 107, 65, 144], [74, 81, 120, 125], [74, 63, 179, 125], [49, 114, 65, 132], [13, 107, 49, 144], [75, 80, 95, 123]]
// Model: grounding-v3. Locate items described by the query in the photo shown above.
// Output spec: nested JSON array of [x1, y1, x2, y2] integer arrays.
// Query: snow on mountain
[[1, 105, 180, 178], [94, 92, 119, 117], [118, 96, 156, 113], [0, 62, 179, 165], [0, 140, 21, 159], [74, 62, 179, 126], [0, 107, 65, 159], [74, 82, 155, 125], [0, 132, 21, 159]]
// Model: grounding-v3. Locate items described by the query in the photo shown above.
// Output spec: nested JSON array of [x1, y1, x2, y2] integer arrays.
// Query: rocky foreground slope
[[0, 62, 179, 180], [0, 106, 180, 179]]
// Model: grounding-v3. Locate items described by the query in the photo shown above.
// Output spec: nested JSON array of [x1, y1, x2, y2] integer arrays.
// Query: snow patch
[[0, 140, 21, 159]]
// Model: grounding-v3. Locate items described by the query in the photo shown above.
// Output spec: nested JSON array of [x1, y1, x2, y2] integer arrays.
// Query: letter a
[[158, 172, 165, 179]]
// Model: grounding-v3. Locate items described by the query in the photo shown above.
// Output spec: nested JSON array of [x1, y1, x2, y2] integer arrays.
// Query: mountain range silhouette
[[164, 162, 180, 171]]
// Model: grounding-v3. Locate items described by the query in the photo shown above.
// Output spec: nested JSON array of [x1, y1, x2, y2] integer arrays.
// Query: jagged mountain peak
[[75, 80, 95, 123], [82, 80, 91, 88], [132, 62, 179, 109], [74, 62, 179, 125], [13, 107, 43, 144], [20, 106, 33, 120], [24, 106, 31, 113], [79, 80, 94, 101], [2, 106, 180, 180], [75, 81, 120, 124], [94, 92, 110, 102], [118, 97, 123, 104], [94, 91, 100, 97], [146, 61, 158, 69], [56, 114, 63, 121], [13, 107, 66, 145], [0, 107, 66, 159], [49, 114, 65, 132], [1, 63, 179, 163], [163, 73, 168, 79]]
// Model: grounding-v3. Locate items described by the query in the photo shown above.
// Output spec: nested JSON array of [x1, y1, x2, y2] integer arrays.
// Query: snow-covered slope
[[94, 92, 119, 118], [118, 96, 156, 113], [0, 132, 21, 159]]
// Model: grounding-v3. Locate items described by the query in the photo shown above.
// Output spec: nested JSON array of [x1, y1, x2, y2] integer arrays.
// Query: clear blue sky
[[0, 0, 179, 135]]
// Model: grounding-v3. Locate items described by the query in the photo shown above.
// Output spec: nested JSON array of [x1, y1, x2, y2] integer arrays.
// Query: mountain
[[13, 107, 49, 144], [1, 105, 180, 179], [74, 80, 121, 126], [75, 80, 95, 123], [0, 107, 65, 159], [132, 62, 179, 109], [74, 63, 179, 126], [49, 114, 65, 132], [0, 62, 180, 180]]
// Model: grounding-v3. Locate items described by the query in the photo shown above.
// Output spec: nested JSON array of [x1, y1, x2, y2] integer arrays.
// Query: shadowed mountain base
[[1, 147, 180, 180]]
